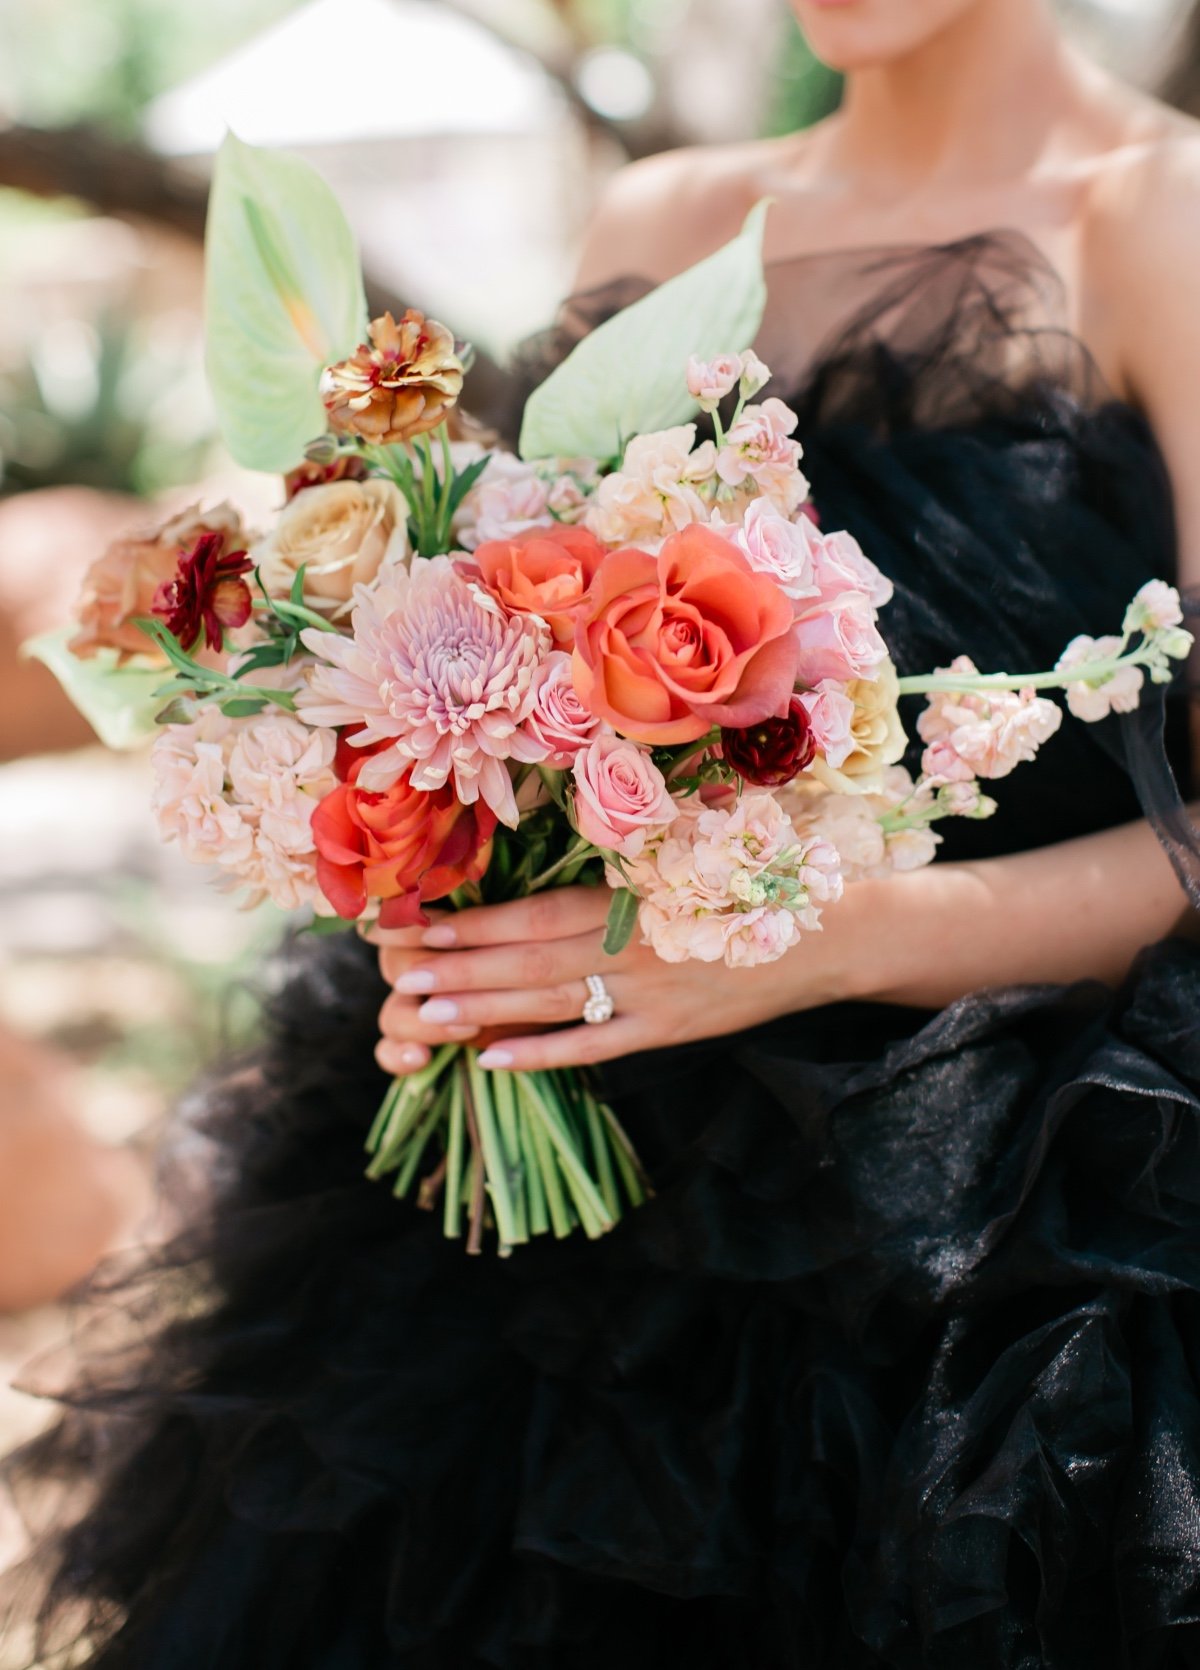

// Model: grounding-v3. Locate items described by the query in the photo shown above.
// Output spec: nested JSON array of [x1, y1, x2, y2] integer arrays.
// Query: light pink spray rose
[[797, 681, 857, 769], [735, 499, 821, 601], [810, 528, 895, 610], [1055, 635, 1146, 721], [523, 652, 602, 766], [586, 425, 719, 546], [918, 657, 1063, 780], [571, 735, 675, 858], [298, 555, 550, 828], [794, 595, 889, 686]]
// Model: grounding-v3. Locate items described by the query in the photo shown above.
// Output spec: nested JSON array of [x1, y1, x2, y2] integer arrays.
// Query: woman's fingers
[[415, 889, 610, 950], [384, 931, 607, 997], [411, 980, 593, 1033], [475, 1018, 646, 1072]]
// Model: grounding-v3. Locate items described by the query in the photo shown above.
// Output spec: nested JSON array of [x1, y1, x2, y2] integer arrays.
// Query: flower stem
[[443, 1069, 465, 1239], [896, 646, 1142, 698], [527, 836, 595, 892], [466, 1051, 520, 1252]]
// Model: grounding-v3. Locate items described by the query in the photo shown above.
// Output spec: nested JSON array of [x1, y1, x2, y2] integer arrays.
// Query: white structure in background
[[144, 0, 595, 355]]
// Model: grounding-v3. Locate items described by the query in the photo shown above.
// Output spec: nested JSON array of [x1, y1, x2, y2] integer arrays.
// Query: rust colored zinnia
[[722, 697, 817, 788], [320, 310, 465, 446], [152, 532, 254, 653]]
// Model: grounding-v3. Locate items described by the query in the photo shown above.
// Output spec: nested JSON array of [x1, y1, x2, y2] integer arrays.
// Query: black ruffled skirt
[[4, 930, 1200, 1669]]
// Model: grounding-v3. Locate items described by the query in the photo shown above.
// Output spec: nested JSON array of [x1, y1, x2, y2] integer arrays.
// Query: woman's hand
[[371, 884, 874, 1076]]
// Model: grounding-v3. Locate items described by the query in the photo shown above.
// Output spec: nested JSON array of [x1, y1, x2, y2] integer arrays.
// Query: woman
[[4, 0, 1200, 1664]]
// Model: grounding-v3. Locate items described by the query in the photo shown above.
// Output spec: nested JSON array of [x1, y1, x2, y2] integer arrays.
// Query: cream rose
[[253, 479, 409, 616], [808, 659, 907, 793]]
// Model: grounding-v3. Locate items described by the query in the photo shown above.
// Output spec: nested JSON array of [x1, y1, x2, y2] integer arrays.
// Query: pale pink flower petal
[[1056, 634, 1146, 722], [298, 555, 550, 828]]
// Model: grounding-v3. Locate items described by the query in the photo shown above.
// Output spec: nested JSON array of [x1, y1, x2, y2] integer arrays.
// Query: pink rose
[[794, 597, 889, 685], [797, 681, 856, 768], [811, 529, 894, 609], [687, 353, 743, 412], [571, 736, 675, 858], [735, 500, 820, 601], [524, 652, 602, 766]]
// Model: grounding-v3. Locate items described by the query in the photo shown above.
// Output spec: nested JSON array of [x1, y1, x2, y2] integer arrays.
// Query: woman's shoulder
[[571, 132, 812, 291]]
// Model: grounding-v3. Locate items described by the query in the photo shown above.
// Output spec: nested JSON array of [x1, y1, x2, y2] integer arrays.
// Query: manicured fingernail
[[422, 924, 457, 948], [477, 1048, 514, 1070], [394, 969, 436, 994], [398, 1045, 429, 1069], [419, 999, 460, 1024]]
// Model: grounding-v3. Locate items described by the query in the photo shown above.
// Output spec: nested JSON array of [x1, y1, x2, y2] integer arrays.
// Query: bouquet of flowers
[[33, 138, 1192, 1255]]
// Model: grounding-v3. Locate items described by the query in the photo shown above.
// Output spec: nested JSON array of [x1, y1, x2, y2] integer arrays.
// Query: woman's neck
[[826, 0, 1085, 195]]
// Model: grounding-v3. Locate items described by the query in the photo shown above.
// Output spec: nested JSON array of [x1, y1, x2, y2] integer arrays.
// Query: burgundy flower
[[153, 531, 253, 653], [722, 697, 817, 788], [284, 454, 370, 500]]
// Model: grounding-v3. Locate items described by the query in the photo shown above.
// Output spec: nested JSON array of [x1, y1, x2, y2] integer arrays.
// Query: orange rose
[[470, 525, 605, 647], [572, 524, 799, 745], [70, 503, 243, 664], [313, 740, 495, 927]]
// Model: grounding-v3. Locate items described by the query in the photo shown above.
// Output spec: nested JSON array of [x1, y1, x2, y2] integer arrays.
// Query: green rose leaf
[[205, 132, 368, 474], [602, 887, 640, 957], [24, 629, 169, 750], [519, 199, 770, 463]]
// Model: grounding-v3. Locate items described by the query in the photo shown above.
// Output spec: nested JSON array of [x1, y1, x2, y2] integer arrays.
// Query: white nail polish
[[394, 969, 436, 994], [419, 999, 460, 1024], [477, 1048, 514, 1070]]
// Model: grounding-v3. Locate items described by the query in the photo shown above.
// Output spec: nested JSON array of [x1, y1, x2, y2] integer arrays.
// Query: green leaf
[[205, 132, 368, 473], [23, 629, 168, 750], [602, 888, 640, 957], [446, 455, 490, 519], [519, 200, 770, 462]]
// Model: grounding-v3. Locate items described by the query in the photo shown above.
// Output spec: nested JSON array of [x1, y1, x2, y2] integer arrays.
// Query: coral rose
[[469, 523, 605, 646], [573, 524, 799, 746], [70, 502, 243, 664], [253, 479, 409, 617], [312, 750, 496, 927]]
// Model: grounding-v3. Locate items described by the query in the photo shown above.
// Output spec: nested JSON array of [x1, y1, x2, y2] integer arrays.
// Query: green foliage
[[204, 133, 367, 473], [519, 200, 769, 462], [762, 17, 844, 137], [23, 629, 169, 749]]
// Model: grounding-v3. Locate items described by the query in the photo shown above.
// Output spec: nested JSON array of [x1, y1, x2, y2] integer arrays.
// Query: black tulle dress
[[4, 236, 1200, 1670]]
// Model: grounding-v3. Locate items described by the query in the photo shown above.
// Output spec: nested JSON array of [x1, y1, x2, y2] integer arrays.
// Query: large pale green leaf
[[519, 200, 770, 463], [205, 132, 367, 473], [24, 629, 168, 750]]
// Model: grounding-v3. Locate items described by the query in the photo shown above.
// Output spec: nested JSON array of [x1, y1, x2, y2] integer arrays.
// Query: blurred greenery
[[0, 0, 301, 135]]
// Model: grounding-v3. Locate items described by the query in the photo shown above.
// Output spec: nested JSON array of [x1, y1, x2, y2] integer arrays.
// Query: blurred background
[[0, 0, 1194, 1523]]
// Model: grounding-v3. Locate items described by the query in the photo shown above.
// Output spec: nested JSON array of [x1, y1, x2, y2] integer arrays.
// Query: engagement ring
[[582, 974, 615, 1025]]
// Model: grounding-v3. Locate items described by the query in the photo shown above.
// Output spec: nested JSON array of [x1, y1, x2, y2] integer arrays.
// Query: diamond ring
[[582, 974, 615, 1025]]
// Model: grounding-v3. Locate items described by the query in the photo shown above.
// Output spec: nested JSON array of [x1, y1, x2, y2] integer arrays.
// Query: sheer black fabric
[[4, 236, 1200, 1670]]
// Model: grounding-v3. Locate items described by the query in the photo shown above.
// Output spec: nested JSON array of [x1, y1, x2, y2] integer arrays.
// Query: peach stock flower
[[573, 524, 800, 746], [918, 657, 1063, 779], [70, 503, 244, 664], [321, 310, 464, 445], [1055, 635, 1146, 721], [585, 425, 718, 546], [469, 523, 605, 647]]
